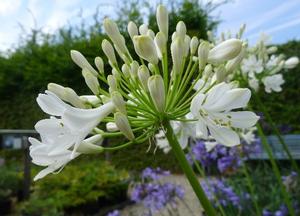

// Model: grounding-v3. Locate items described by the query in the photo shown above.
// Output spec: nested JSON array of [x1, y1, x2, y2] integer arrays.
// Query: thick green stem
[[256, 123, 295, 216], [252, 92, 299, 173], [163, 120, 217, 216]]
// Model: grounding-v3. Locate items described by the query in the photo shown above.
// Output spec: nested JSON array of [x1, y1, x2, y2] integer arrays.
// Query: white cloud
[[0, 0, 21, 16]]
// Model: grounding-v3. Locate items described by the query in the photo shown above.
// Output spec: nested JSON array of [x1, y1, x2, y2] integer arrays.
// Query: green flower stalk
[[28, 4, 260, 215]]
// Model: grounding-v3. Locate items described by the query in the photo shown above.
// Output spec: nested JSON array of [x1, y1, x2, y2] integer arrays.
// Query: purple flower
[[263, 209, 273, 216], [142, 167, 170, 181], [217, 155, 241, 174], [107, 210, 121, 216]]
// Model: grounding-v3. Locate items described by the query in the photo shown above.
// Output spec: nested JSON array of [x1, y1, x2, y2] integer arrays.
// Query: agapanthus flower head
[[29, 4, 258, 180]]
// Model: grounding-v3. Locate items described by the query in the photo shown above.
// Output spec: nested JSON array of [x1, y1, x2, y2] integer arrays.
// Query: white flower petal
[[228, 111, 259, 128], [190, 93, 205, 117], [36, 91, 68, 116], [208, 125, 240, 147]]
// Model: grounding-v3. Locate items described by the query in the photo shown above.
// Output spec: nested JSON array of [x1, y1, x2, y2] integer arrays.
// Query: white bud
[[203, 64, 213, 80], [284, 56, 299, 69], [176, 21, 186, 40], [103, 18, 127, 54], [139, 24, 148, 35], [114, 112, 135, 140], [148, 63, 156, 74], [128, 21, 138, 40], [171, 32, 177, 41], [183, 35, 191, 57], [267, 46, 277, 54], [111, 91, 127, 114], [77, 134, 104, 154], [237, 23, 246, 39], [156, 4, 169, 39], [121, 64, 131, 78], [82, 69, 100, 95], [225, 45, 246, 73], [70, 50, 98, 76], [171, 38, 184, 74], [94, 57, 104, 74], [208, 39, 242, 64], [133, 35, 158, 64], [154, 32, 167, 59], [130, 61, 139, 78], [48, 83, 85, 108], [107, 75, 117, 91], [138, 65, 150, 91], [106, 122, 119, 132], [215, 65, 226, 83], [198, 41, 210, 70], [111, 68, 121, 80], [190, 36, 199, 55], [147, 29, 155, 39], [148, 75, 165, 112], [101, 39, 117, 65]]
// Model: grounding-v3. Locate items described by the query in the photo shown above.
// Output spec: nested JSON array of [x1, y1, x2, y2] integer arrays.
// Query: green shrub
[[19, 156, 129, 215], [0, 165, 23, 200]]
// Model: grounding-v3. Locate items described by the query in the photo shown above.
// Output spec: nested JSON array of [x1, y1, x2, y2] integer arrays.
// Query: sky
[[0, 0, 299, 51]]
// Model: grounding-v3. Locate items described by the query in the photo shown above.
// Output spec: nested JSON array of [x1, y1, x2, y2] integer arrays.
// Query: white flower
[[241, 55, 264, 76], [190, 82, 259, 147], [266, 55, 280, 70], [262, 74, 285, 93], [35, 91, 114, 157], [240, 127, 256, 144], [29, 117, 104, 181], [248, 77, 259, 91], [155, 130, 171, 153], [284, 57, 299, 69]]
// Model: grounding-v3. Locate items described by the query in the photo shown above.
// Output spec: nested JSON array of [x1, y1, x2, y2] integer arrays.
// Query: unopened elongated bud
[[48, 83, 85, 108], [208, 39, 242, 64], [156, 4, 168, 39], [130, 61, 139, 78], [267, 46, 277, 54], [128, 21, 138, 40], [148, 75, 165, 112], [94, 57, 104, 74], [139, 24, 148, 35], [114, 112, 135, 140], [147, 30, 155, 39], [154, 32, 167, 59], [121, 64, 130, 78], [70, 50, 98, 76], [225, 45, 246, 73], [183, 35, 191, 57], [133, 35, 158, 64], [176, 21, 186, 40], [107, 75, 117, 91], [82, 69, 100, 95], [111, 91, 127, 114], [198, 41, 210, 70], [101, 39, 117, 65], [284, 56, 299, 69], [103, 18, 127, 54], [138, 65, 150, 91], [203, 64, 213, 80], [77, 134, 104, 154], [106, 122, 119, 132], [190, 36, 199, 55], [216, 65, 226, 83], [171, 38, 184, 74]]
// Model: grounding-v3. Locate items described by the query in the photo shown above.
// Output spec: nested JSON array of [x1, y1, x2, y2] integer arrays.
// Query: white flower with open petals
[[262, 74, 285, 93], [241, 55, 263, 76], [190, 82, 259, 147], [35, 91, 114, 158]]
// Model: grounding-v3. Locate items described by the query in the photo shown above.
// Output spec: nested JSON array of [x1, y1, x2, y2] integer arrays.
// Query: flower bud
[[148, 75, 165, 112], [48, 83, 85, 108], [203, 64, 213, 80], [121, 64, 131, 78], [198, 41, 210, 70], [171, 32, 177, 41], [111, 68, 121, 80], [284, 56, 299, 69], [111, 91, 127, 114], [148, 63, 156, 74], [237, 23, 246, 39], [101, 39, 117, 65], [107, 75, 117, 91], [94, 56, 104, 74], [77, 134, 104, 154], [267, 46, 277, 54], [106, 122, 119, 132], [156, 4, 168, 39], [139, 24, 148, 35], [208, 39, 242, 64], [183, 35, 191, 57], [154, 32, 167, 59], [133, 35, 158, 64], [130, 61, 139, 78], [225, 45, 246, 73], [82, 69, 100, 95], [103, 18, 127, 54], [171, 38, 184, 74], [114, 112, 135, 140], [138, 65, 150, 91], [190, 36, 199, 55], [128, 21, 138, 40], [70, 50, 98, 76], [216, 65, 226, 83], [147, 29, 155, 39], [176, 21, 186, 40]]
